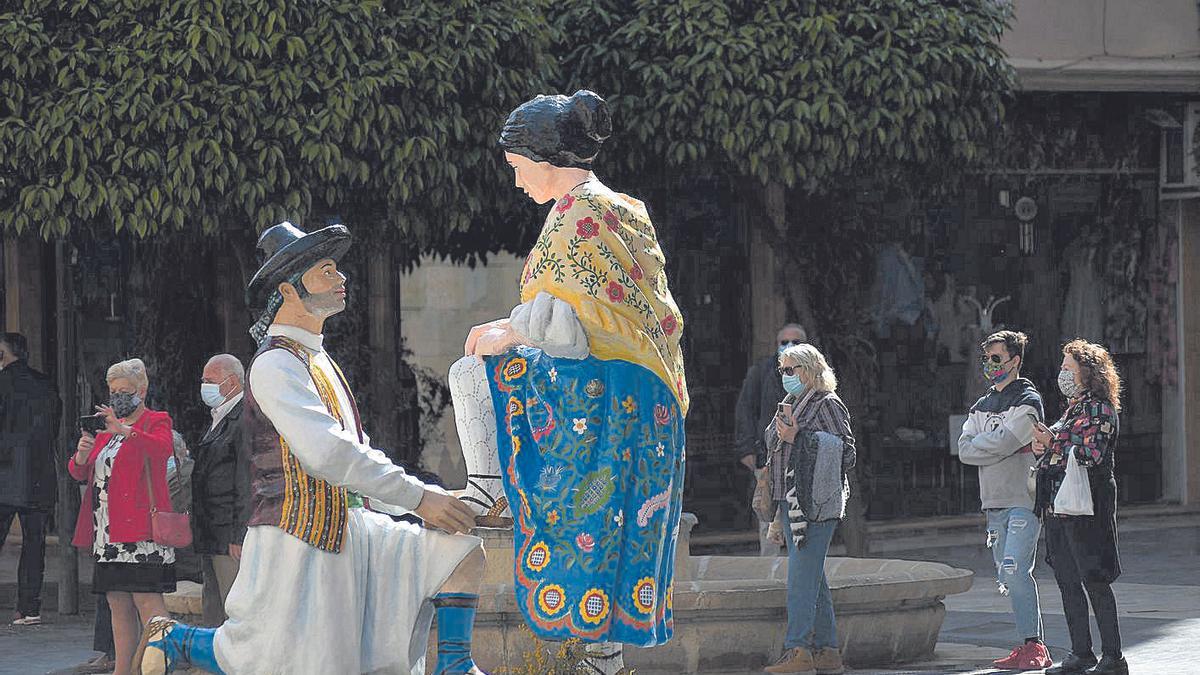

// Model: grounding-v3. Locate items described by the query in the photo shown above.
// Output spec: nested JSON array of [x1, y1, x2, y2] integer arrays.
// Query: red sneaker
[[993, 645, 1024, 669], [994, 642, 1053, 670], [1020, 642, 1053, 670]]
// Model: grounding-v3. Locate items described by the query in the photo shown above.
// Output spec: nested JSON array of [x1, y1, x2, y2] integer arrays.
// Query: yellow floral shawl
[[521, 179, 689, 414]]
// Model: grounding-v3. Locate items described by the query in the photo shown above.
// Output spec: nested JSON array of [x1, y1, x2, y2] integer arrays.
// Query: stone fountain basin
[[428, 522, 974, 674], [165, 517, 974, 674], [650, 555, 975, 673]]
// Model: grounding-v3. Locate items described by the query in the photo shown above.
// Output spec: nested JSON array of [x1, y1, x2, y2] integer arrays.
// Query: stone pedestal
[[425, 513, 973, 674]]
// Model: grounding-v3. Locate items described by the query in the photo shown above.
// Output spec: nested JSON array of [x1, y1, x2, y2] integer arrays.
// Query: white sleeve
[[250, 350, 427, 511], [509, 291, 590, 359]]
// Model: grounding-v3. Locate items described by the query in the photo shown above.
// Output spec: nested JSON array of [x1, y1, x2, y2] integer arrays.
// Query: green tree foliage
[[558, 0, 1016, 191], [0, 0, 556, 250]]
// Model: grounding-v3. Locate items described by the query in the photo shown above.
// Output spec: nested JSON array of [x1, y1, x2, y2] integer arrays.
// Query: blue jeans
[[985, 507, 1043, 641], [783, 513, 839, 650]]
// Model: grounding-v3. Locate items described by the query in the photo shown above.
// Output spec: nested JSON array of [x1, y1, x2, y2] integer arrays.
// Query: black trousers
[[93, 594, 114, 657], [0, 505, 50, 617], [1045, 517, 1122, 657]]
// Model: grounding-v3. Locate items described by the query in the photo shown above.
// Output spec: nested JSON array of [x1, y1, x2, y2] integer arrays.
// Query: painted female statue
[[449, 90, 688, 673]]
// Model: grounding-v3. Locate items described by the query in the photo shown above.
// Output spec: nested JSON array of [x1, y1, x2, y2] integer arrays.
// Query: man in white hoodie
[[959, 331, 1052, 671]]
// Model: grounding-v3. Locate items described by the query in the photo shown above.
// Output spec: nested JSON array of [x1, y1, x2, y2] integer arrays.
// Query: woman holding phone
[[1032, 339, 1126, 675], [68, 358, 176, 675], [761, 344, 856, 675]]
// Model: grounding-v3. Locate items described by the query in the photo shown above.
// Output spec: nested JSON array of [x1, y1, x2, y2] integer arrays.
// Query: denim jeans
[[985, 507, 1043, 641], [783, 512, 839, 650]]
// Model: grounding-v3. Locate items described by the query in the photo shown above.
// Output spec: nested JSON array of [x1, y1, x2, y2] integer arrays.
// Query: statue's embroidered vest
[[244, 336, 364, 553]]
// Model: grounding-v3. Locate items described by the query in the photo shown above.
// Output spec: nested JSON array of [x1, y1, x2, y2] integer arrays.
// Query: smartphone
[[79, 414, 106, 436], [777, 402, 793, 420]]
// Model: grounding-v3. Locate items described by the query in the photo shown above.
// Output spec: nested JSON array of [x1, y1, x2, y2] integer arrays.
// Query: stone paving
[[1, 514, 1196, 674]]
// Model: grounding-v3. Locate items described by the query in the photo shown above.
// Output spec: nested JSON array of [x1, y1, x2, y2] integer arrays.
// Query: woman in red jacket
[[70, 358, 176, 675]]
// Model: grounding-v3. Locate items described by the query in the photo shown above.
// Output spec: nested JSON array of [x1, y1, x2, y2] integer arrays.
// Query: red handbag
[[143, 455, 193, 548]]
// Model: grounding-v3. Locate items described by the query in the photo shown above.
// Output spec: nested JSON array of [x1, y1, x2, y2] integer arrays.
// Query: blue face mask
[[781, 374, 806, 395]]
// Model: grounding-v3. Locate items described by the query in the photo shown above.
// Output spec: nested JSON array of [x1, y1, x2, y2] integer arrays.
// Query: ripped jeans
[[985, 507, 1043, 641]]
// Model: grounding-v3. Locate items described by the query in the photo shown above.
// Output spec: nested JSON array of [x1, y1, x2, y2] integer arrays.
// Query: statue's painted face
[[505, 152, 557, 204], [293, 258, 347, 318]]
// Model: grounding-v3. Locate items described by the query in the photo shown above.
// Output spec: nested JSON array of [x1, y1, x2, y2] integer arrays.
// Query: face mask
[[200, 383, 225, 408], [109, 392, 142, 419], [782, 374, 806, 396], [982, 356, 1014, 385], [166, 455, 178, 475], [1058, 369, 1084, 399]]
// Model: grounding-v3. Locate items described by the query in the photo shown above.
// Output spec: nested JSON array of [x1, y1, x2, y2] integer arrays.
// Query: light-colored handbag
[[1053, 450, 1094, 516], [752, 467, 775, 522]]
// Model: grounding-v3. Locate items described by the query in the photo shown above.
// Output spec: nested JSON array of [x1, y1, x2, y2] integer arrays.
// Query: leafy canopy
[[0, 0, 556, 246], [558, 0, 1016, 191]]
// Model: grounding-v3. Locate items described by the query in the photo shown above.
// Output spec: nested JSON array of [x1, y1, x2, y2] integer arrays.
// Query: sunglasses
[[980, 354, 1014, 365], [779, 339, 805, 348], [776, 366, 800, 376]]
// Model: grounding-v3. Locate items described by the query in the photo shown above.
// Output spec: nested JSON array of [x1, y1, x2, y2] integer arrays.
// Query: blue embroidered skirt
[[485, 347, 686, 646]]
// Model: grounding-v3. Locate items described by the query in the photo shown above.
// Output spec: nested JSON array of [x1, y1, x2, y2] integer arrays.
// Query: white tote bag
[[1053, 450, 1094, 516]]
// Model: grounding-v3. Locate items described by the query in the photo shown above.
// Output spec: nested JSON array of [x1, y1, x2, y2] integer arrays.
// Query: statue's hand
[[414, 490, 477, 534], [464, 319, 509, 356]]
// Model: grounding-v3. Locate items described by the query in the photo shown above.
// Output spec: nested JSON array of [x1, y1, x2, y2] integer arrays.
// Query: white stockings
[[448, 356, 510, 520], [581, 641, 626, 675]]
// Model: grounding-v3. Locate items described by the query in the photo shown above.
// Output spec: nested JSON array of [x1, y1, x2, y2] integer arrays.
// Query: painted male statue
[[134, 223, 487, 675], [450, 90, 689, 674]]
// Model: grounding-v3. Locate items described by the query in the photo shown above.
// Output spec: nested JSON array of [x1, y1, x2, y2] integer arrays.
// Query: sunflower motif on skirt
[[579, 588, 611, 625], [538, 584, 567, 616], [632, 577, 657, 615], [526, 542, 551, 573], [503, 357, 528, 382]]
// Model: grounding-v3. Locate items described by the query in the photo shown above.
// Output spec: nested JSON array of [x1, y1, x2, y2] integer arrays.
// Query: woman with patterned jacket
[[448, 90, 687, 675], [1031, 339, 1127, 675]]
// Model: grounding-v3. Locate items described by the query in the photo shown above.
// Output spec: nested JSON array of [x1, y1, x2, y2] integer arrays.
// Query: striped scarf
[[769, 390, 844, 501]]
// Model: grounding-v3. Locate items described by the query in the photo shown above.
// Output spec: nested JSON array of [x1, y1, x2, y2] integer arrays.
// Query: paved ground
[[1, 513, 1196, 674], [883, 516, 1200, 674]]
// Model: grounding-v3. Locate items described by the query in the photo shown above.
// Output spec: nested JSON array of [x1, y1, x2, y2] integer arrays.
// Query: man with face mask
[[0, 332, 61, 627], [134, 223, 487, 675], [735, 323, 808, 556], [958, 330, 1052, 671], [190, 354, 248, 626]]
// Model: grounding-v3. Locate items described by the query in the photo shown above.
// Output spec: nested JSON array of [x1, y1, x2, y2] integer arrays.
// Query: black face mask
[[110, 392, 142, 419]]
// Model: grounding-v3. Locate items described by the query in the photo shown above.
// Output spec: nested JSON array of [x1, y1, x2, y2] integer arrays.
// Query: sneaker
[[1086, 653, 1128, 675], [813, 646, 844, 674], [993, 642, 1052, 670], [1021, 642, 1053, 670], [11, 614, 41, 626], [764, 647, 816, 674]]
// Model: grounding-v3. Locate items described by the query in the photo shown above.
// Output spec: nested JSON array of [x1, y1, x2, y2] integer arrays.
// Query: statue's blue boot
[[133, 616, 225, 674], [432, 593, 487, 674]]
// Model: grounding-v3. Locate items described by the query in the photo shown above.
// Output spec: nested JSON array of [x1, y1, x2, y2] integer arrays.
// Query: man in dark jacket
[[734, 323, 807, 555], [0, 332, 61, 625], [192, 353, 249, 625]]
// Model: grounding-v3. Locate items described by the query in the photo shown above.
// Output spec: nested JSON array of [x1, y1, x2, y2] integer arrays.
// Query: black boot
[[1086, 654, 1128, 675], [1046, 652, 1098, 675]]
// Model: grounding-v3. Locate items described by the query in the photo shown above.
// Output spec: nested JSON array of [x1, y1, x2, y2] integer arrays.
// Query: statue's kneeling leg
[[449, 356, 510, 526], [133, 616, 224, 675], [580, 641, 626, 675]]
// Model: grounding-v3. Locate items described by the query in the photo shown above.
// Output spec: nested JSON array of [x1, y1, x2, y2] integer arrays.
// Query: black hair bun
[[570, 90, 612, 143]]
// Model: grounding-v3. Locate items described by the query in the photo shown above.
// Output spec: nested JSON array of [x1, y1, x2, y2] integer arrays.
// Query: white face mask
[[1057, 369, 1084, 399], [200, 383, 225, 408]]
